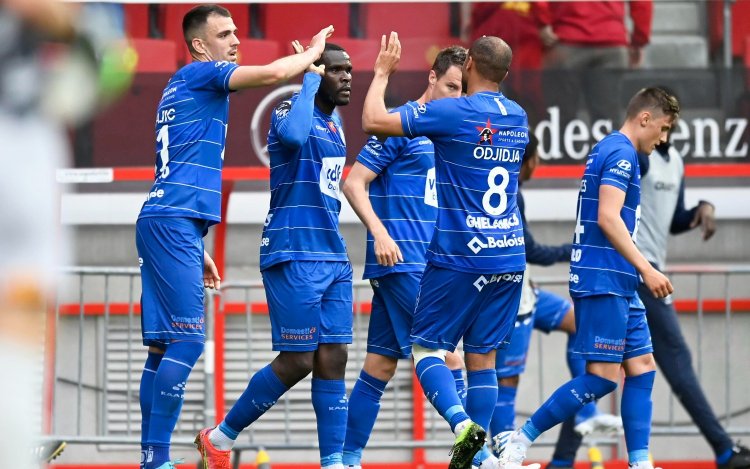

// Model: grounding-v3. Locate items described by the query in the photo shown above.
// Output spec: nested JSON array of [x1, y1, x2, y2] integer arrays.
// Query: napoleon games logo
[[476, 118, 498, 145]]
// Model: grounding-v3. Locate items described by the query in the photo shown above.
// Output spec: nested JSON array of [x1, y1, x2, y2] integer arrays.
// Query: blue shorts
[[572, 294, 652, 363], [135, 217, 208, 347], [262, 260, 353, 352], [367, 272, 421, 359], [411, 264, 524, 354], [496, 289, 571, 378]]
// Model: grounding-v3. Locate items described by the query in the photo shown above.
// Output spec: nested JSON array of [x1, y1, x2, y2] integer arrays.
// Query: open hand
[[374, 31, 400, 76], [292, 40, 325, 75]]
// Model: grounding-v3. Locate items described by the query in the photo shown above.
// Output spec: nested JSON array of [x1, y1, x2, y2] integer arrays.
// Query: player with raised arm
[[362, 33, 537, 469], [195, 42, 354, 469], [341, 45, 468, 469], [136, 5, 332, 469], [495, 88, 679, 469]]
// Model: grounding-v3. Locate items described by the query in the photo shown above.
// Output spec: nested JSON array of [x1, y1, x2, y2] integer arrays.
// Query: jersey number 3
[[156, 125, 170, 179]]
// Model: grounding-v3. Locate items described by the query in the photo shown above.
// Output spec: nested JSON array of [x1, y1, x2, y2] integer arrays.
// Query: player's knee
[[499, 375, 520, 388], [412, 344, 447, 367], [273, 351, 315, 384], [444, 350, 464, 370], [363, 353, 398, 380], [314, 344, 348, 378], [165, 340, 205, 367]]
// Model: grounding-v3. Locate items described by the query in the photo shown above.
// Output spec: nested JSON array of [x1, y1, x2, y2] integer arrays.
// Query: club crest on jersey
[[327, 121, 338, 133], [275, 101, 292, 118], [476, 118, 498, 145]]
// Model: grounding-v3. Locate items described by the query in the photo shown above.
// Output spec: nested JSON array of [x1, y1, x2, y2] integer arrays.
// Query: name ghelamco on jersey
[[465, 213, 520, 230]]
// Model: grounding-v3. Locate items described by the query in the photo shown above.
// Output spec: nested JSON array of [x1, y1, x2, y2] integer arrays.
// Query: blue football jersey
[[399, 92, 528, 274], [569, 131, 642, 297], [357, 102, 438, 279], [139, 60, 238, 225], [260, 73, 349, 270]]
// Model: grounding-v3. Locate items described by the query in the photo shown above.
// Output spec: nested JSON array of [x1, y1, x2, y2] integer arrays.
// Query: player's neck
[[466, 77, 500, 96], [618, 122, 640, 152]]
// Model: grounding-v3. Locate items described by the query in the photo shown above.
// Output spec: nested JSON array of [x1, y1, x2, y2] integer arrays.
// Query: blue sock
[[223, 364, 289, 435], [717, 448, 734, 465], [312, 378, 348, 467], [140, 352, 162, 468], [466, 369, 497, 432], [343, 371, 387, 466], [490, 385, 517, 438], [528, 373, 617, 437], [565, 333, 598, 423], [416, 357, 469, 432], [622, 371, 655, 463], [451, 368, 467, 408], [146, 341, 204, 468]]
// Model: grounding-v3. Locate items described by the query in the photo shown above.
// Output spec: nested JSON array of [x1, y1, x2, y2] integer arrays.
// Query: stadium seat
[[259, 3, 351, 46], [123, 4, 149, 38], [363, 3, 455, 39], [236, 39, 283, 66], [708, 0, 750, 59], [131, 38, 178, 73], [397, 37, 466, 71]]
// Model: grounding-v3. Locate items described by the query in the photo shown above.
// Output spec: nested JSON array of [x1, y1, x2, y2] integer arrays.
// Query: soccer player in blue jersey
[[135, 5, 334, 469], [195, 43, 354, 469], [340, 45, 467, 469], [489, 134, 622, 469], [495, 88, 680, 469], [363, 33, 534, 469]]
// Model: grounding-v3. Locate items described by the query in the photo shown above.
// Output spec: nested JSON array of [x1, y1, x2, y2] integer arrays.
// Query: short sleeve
[[356, 135, 406, 175], [400, 99, 457, 140], [186, 60, 239, 92], [600, 147, 637, 192]]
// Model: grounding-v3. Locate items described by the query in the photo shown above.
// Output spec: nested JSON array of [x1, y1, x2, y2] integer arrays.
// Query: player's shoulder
[[272, 96, 297, 120], [597, 132, 636, 158]]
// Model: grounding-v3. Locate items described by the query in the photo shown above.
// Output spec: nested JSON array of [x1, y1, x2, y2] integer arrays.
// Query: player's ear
[[428, 70, 437, 85], [639, 111, 651, 127], [192, 37, 206, 55]]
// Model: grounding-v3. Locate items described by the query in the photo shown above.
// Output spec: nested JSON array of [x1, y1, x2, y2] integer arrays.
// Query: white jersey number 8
[[482, 166, 510, 216]]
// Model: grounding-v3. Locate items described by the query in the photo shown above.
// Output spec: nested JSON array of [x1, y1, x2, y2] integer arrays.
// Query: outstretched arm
[[342, 162, 403, 267], [228, 25, 333, 90], [362, 32, 404, 136]]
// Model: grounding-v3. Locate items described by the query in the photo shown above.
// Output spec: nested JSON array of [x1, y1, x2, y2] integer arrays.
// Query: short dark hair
[[183, 4, 232, 54], [468, 36, 512, 84], [314, 43, 347, 67], [625, 87, 680, 120], [431, 45, 467, 79]]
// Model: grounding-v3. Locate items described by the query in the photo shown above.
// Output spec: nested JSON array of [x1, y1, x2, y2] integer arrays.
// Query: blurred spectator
[[469, 2, 545, 122], [534, 0, 653, 124], [0, 1, 134, 467]]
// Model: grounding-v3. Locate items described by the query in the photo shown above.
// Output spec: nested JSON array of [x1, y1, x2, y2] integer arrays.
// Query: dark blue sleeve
[[638, 151, 650, 177], [272, 73, 321, 149], [519, 191, 573, 266], [669, 177, 698, 234]]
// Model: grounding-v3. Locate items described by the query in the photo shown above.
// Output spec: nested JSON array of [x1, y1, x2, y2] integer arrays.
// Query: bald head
[[467, 36, 512, 84]]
